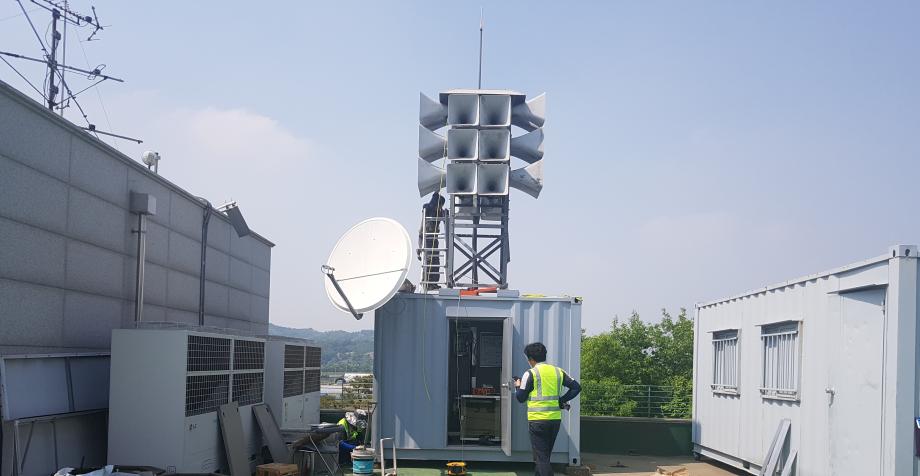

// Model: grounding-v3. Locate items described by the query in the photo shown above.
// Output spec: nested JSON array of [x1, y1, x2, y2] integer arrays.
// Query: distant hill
[[269, 324, 373, 372]]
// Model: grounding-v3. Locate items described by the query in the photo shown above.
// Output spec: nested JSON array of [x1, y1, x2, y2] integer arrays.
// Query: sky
[[2, 1, 919, 334]]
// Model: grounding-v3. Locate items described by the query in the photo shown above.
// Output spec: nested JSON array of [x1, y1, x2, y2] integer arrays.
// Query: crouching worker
[[337, 410, 368, 465]]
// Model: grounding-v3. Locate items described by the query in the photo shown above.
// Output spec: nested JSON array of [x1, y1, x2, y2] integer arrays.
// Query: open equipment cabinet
[[374, 292, 580, 464], [447, 317, 513, 452]]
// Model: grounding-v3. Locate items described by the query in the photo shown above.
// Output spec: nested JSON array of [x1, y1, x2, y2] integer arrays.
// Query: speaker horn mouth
[[479, 129, 511, 162], [477, 164, 510, 196], [479, 95, 512, 127], [446, 162, 478, 195], [447, 94, 480, 127], [447, 129, 479, 161]]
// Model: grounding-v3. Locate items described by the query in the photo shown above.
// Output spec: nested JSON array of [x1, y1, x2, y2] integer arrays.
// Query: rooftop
[[333, 454, 744, 476]]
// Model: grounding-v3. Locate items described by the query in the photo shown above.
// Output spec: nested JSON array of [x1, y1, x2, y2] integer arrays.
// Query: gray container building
[[693, 244, 920, 476], [373, 292, 582, 465], [0, 79, 274, 475]]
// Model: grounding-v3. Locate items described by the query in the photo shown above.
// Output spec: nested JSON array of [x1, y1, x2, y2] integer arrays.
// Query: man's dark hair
[[524, 342, 547, 362]]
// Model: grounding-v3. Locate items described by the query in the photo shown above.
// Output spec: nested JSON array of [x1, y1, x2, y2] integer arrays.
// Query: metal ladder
[[419, 211, 449, 291]]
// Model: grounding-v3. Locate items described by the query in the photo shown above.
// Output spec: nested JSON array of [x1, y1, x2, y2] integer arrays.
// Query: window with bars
[[760, 321, 801, 400], [187, 335, 231, 372], [711, 330, 739, 394], [186, 374, 230, 416], [232, 372, 264, 406], [233, 339, 265, 370]]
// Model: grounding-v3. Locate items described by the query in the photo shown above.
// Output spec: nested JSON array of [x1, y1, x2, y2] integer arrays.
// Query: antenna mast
[[1, 0, 141, 143], [478, 8, 483, 89]]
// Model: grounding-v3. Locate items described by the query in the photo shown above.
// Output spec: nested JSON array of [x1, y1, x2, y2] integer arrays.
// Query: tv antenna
[[0, 0, 142, 143]]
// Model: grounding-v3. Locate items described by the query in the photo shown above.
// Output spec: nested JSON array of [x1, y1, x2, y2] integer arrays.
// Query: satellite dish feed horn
[[323, 218, 412, 320]]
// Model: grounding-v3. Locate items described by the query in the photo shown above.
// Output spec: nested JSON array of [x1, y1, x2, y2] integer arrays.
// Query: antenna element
[[478, 8, 483, 89]]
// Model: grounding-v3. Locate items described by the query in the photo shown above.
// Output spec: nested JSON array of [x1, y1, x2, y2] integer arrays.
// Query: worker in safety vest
[[514, 342, 581, 476], [337, 410, 367, 464]]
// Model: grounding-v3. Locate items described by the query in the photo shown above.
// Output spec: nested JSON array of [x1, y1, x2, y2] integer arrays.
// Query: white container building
[[692, 244, 920, 476]]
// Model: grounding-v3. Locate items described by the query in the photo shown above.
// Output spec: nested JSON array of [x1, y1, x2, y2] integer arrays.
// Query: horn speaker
[[511, 93, 546, 131], [479, 94, 511, 127], [509, 160, 544, 198], [419, 93, 447, 130], [478, 129, 510, 162], [417, 158, 446, 196], [447, 129, 478, 161], [447, 94, 479, 126], [446, 162, 477, 195], [477, 164, 510, 196], [418, 125, 446, 162], [510, 128, 544, 163]]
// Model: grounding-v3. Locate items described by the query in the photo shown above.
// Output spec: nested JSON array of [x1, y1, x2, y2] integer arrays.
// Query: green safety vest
[[527, 363, 564, 421]]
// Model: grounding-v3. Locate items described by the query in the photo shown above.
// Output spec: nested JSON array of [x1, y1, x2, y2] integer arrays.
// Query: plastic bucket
[[352, 457, 374, 474], [351, 447, 375, 475]]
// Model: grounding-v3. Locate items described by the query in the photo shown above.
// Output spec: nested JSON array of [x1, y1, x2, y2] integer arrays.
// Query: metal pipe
[[198, 203, 211, 326], [133, 213, 147, 323]]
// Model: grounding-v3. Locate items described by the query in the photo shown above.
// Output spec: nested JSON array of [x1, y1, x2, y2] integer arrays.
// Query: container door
[[501, 317, 513, 456], [828, 288, 885, 475]]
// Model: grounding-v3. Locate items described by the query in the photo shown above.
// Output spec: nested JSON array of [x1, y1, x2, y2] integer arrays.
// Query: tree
[[580, 308, 694, 418]]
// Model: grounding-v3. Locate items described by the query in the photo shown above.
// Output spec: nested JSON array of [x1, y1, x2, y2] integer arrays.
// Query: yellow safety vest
[[338, 418, 359, 441], [527, 363, 563, 421]]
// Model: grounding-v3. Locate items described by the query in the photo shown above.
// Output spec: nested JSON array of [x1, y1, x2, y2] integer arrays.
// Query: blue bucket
[[352, 457, 374, 474]]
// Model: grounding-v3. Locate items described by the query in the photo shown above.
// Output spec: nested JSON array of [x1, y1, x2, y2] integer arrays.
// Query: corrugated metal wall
[[693, 252, 919, 476], [374, 293, 581, 463], [0, 80, 273, 350]]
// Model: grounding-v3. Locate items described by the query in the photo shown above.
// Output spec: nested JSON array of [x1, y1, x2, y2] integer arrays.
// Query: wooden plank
[[256, 463, 299, 476], [218, 402, 250, 476]]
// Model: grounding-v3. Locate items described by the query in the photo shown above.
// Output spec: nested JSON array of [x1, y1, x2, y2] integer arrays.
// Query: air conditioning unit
[[107, 328, 266, 472], [264, 338, 322, 430]]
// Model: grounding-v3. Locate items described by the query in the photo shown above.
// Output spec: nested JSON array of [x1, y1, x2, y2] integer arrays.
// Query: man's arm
[[559, 373, 581, 405], [515, 370, 533, 403]]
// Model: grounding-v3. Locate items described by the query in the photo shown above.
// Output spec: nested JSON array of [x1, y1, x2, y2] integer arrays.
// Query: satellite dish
[[322, 217, 412, 319]]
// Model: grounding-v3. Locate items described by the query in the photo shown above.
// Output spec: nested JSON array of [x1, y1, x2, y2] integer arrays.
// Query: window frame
[[710, 329, 740, 395], [758, 320, 802, 402]]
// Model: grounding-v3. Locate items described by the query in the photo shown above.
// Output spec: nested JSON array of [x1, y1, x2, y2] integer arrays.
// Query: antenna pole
[[47, 8, 61, 110], [478, 8, 483, 89]]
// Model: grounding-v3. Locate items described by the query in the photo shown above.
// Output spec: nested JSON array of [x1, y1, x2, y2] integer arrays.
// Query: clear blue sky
[[2, 1, 919, 333]]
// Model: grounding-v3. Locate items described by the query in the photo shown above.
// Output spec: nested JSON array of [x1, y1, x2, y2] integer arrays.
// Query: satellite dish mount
[[321, 265, 363, 320]]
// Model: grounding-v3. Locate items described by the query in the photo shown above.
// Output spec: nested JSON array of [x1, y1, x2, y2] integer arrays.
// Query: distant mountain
[[269, 324, 374, 372]]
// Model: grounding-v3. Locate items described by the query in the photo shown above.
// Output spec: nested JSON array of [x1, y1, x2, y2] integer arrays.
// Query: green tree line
[[580, 309, 693, 418]]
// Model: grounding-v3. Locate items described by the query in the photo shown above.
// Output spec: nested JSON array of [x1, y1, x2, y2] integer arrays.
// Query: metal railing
[[580, 384, 691, 419], [320, 372, 374, 411], [317, 372, 692, 419]]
